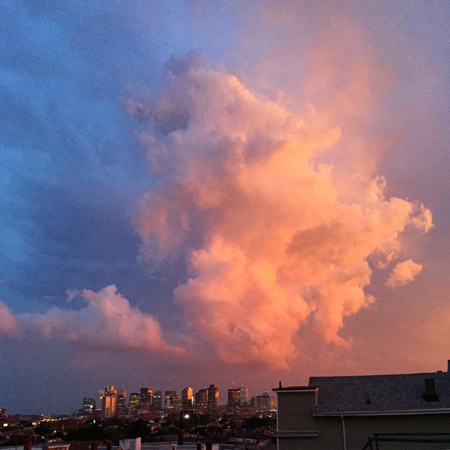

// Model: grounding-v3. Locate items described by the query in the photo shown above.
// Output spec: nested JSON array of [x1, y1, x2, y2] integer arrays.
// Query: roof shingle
[[310, 371, 450, 414]]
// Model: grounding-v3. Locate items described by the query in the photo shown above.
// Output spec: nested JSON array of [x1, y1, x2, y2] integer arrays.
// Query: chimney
[[23, 435, 34, 450], [424, 378, 439, 401]]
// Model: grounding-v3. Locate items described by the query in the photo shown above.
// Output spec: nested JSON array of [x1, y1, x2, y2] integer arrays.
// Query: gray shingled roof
[[310, 371, 450, 414]]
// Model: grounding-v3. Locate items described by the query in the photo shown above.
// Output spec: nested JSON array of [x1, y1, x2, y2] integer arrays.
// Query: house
[[274, 361, 450, 450]]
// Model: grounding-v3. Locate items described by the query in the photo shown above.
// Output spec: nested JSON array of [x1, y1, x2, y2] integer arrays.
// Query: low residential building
[[274, 361, 450, 450]]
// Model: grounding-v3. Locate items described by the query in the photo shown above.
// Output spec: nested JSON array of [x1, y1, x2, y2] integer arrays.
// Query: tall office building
[[99, 390, 105, 411], [140, 387, 153, 410], [256, 391, 270, 412], [227, 388, 241, 408], [239, 386, 249, 407], [153, 390, 163, 410], [269, 397, 277, 410], [195, 388, 208, 410], [208, 384, 219, 410], [173, 395, 182, 410], [165, 391, 180, 410], [117, 390, 127, 415], [102, 385, 117, 418], [182, 387, 194, 410], [128, 393, 140, 414]]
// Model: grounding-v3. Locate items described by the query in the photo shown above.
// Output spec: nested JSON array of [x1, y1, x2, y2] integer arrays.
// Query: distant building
[[152, 390, 163, 410], [165, 391, 179, 410], [227, 388, 241, 408], [128, 393, 140, 414], [0, 407, 9, 428], [140, 387, 153, 410], [256, 391, 270, 412], [102, 385, 117, 418], [274, 362, 450, 450], [208, 384, 219, 410], [117, 390, 127, 415], [182, 387, 194, 410], [195, 388, 208, 410], [98, 389, 105, 411], [269, 396, 277, 410], [173, 394, 182, 410], [82, 398, 96, 412], [239, 386, 249, 407]]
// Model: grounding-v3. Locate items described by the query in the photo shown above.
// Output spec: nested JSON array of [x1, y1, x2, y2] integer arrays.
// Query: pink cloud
[[131, 55, 432, 369], [0, 301, 18, 337], [386, 259, 423, 287], [17, 285, 182, 355]]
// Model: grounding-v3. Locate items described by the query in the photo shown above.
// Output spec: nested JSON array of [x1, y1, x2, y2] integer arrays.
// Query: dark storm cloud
[[0, 0, 183, 314], [0, 1, 198, 412]]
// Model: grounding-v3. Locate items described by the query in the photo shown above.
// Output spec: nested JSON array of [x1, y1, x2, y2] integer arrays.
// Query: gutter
[[341, 415, 347, 450], [314, 408, 450, 417]]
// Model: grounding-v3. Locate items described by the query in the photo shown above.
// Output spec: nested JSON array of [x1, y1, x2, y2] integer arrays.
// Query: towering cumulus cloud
[[130, 54, 431, 369]]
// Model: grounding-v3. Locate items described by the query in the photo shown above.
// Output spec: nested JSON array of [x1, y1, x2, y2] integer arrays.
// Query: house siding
[[277, 391, 450, 450]]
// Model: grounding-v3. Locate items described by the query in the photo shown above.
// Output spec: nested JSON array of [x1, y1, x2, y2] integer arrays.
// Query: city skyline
[[2, 382, 270, 416], [1, 1, 449, 414]]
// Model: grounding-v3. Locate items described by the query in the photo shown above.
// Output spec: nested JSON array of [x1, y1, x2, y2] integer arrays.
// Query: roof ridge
[[309, 371, 444, 380]]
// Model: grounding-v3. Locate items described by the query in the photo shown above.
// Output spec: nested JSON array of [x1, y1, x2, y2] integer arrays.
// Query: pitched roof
[[273, 385, 318, 392], [310, 371, 450, 415]]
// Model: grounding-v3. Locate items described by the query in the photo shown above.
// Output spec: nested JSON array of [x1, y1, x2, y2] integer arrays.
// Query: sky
[[0, 0, 449, 414]]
